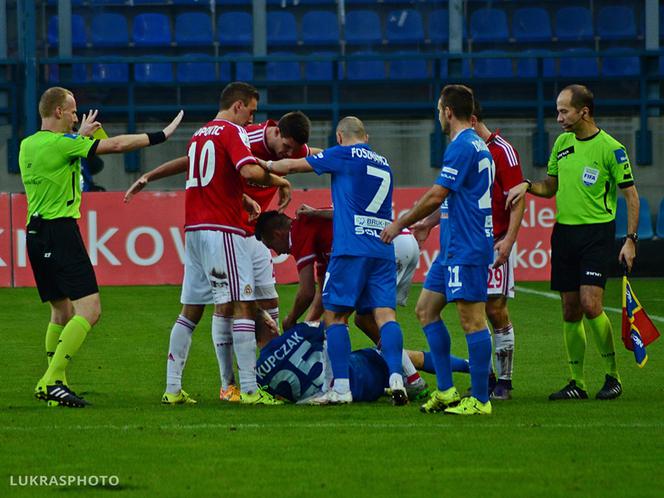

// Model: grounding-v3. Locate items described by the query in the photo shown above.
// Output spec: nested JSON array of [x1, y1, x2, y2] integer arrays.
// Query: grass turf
[[1, 280, 663, 497]]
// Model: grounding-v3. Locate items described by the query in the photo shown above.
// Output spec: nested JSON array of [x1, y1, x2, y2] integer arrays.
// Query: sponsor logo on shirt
[[314, 152, 324, 159], [442, 166, 458, 175], [354, 215, 389, 238], [556, 146, 575, 160], [582, 166, 599, 186], [614, 148, 628, 164]]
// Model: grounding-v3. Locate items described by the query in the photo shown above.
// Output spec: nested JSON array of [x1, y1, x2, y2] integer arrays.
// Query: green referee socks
[[45, 322, 64, 365], [563, 320, 587, 390], [42, 315, 92, 385], [586, 312, 620, 381]]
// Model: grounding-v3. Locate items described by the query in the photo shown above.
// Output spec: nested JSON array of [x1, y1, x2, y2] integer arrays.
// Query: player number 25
[[185, 140, 216, 189], [365, 165, 391, 213]]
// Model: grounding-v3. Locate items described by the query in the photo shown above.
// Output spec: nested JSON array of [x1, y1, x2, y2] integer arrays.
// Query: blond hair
[[39, 87, 73, 118]]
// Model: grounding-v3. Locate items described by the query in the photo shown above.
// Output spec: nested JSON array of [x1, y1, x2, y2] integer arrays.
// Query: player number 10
[[186, 140, 216, 189]]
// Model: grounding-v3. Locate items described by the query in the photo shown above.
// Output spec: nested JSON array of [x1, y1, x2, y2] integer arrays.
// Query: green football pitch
[[1, 280, 663, 497]]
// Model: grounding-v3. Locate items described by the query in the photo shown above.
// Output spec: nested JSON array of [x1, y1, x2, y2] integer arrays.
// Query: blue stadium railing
[[3, 49, 664, 173]]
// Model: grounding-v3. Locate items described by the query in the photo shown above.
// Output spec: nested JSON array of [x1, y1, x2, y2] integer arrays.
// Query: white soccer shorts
[[180, 230, 255, 305], [394, 232, 420, 307], [487, 243, 516, 298]]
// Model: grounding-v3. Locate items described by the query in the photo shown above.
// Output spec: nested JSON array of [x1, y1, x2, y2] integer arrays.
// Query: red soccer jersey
[[289, 215, 333, 275], [487, 131, 524, 241], [240, 120, 310, 234], [184, 118, 257, 234]]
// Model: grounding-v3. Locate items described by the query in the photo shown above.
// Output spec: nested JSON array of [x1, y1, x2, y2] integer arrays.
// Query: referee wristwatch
[[625, 232, 638, 243]]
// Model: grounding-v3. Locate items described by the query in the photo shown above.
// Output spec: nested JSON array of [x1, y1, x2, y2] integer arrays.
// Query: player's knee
[[580, 298, 603, 319], [486, 304, 508, 329]]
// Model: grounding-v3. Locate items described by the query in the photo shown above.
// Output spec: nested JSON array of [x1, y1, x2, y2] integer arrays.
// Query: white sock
[[401, 350, 418, 378], [232, 318, 258, 393], [166, 315, 196, 394], [389, 373, 405, 391], [265, 307, 280, 331], [333, 378, 350, 394], [494, 323, 515, 381], [212, 314, 235, 389]]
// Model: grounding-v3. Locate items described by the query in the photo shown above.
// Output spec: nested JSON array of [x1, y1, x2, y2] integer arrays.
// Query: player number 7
[[365, 166, 391, 214]]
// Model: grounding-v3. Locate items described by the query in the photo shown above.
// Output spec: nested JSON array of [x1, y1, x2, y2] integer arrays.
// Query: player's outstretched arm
[[283, 265, 316, 331], [410, 210, 439, 246], [381, 185, 449, 244], [259, 157, 313, 175], [124, 156, 188, 203], [296, 204, 333, 219], [506, 175, 558, 208], [96, 110, 184, 155]]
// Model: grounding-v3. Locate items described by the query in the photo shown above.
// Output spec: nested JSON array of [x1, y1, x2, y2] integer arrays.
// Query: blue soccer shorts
[[322, 255, 397, 313], [423, 257, 489, 303]]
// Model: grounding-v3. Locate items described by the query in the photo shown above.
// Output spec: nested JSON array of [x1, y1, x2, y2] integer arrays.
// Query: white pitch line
[[1, 421, 664, 432], [516, 286, 664, 323]]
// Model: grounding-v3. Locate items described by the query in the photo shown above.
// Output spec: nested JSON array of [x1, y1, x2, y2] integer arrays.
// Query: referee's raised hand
[[163, 110, 184, 139]]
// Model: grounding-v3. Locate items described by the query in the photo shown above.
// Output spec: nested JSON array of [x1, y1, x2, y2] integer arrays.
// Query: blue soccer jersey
[[435, 128, 495, 266], [306, 144, 395, 261]]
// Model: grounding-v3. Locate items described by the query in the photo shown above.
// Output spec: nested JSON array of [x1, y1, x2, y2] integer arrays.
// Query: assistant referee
[[19, 86, 183, 407], [507, 84, 639, 401]]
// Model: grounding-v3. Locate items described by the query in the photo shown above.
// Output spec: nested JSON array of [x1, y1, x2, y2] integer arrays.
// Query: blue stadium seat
[[470, 8, 508, 43], [512, 8, 552, 43], [175, 13, 213, 46], [389, 52, 428, 79], [302, 11, 339, 46], [91, 63, 129, 83], [657, 199, 664, 238], [558, 49, 598, 77], [218, 12, 252, 47], [345, 52, 386, 80], [267, 52, 301, 81], [597, 6, 636, 41], [46, 63, 88, 82], [385, 9, 424, 45], [601, 48, 640, 77], [555, 7, 593, 42], [135, 62, 173, 82], [345, 11, 382, 46], [91, 14, 129, 48], [615, 197, 627, 239], [516, 51, 555, 78], [48, 15, 87, 48], [428, 9, 449, 45], [133, 14, 172, 48], [638, 198, 654, 240], [220, 52, 253, 81], [304, 51, 337, 81], [267, 11, 298, 46], [177, 54, 215, 82], [473, 52, 513, 78]]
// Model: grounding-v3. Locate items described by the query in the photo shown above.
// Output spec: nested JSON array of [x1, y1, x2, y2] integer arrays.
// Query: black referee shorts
[[550, 221, 615, 292], [26, 216, 99, 303]]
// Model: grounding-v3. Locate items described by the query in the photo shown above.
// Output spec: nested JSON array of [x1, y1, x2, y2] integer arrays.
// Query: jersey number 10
[[186, 140, 216, 189]]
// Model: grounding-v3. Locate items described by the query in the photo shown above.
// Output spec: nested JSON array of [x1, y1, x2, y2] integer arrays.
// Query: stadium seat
[[601, 48, 640, 77], [218, 12, 252, 47], [304, 51, 337, 81], [638, 198, 654, 240], [46, 63, 88, 83], [615, 197, 627, 239], [516, 51, 555, 78], [132, 14, 172, 48], [512, 8, 552, 43], [385, 9, 424, 45], [267, 52, 301, 81], [389, 52, 428, 79], [177, 54, 216, 82], [267, 11, 298, 46], [469, 8, 508, 43], [91, 63, 129, 83], [597, 6, 637, 41], [472, 52, 513, 78], [175, 13, 213, 47], [344, 51, 386, 80], [47, 15, 87, 48], [220, 52, 253, 81], [555, 7, 593, 42], [345, 11, 382, 46], [428, 9, 449, 45], [558, 49, 598, 77], [91, 14, 129, 48], [657, 199, 664, 238], [135, 62, 173, 83], [302, 11, 339, 46]]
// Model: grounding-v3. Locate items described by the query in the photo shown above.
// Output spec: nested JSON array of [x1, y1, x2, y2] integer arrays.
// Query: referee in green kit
[[507, 84, 640, 401], [19, 86, 183, 407]]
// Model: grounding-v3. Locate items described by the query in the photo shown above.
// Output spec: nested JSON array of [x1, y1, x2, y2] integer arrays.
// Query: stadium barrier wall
[[0, 189, 557, 288]]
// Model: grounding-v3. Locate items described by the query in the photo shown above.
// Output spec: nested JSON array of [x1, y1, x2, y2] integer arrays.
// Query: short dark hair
[[439, 84, 474, 121], [278, 111, 311, 145], [254, 211, 291, 241], [472, 96, 483, 122], [39, 87, 73, 118], [562, 84, 594, 117], [219, 81, 259, 111]]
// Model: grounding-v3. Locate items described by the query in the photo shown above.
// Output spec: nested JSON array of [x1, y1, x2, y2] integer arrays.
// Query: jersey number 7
[[365, 166, 391, 213]]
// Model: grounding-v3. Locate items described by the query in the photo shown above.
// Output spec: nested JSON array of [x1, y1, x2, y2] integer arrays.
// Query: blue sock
[[326, 323, 351, 382], [422, 352, 468, 373], [423, 320, 453, 391], [379, 321, 403, 376], [466, 328, 492, 403]]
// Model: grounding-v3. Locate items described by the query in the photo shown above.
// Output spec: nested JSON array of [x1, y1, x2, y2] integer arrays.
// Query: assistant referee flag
[[621, 276, 660, 367]]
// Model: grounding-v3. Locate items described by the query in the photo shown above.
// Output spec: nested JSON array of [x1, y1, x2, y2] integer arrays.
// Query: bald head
[[336, 116, 367, 142]]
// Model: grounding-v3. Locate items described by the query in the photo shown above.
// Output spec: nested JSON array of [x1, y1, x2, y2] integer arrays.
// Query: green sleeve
[[608, 145, 634, 188], [57, 133, 97, 159], [547, 137, 560, 176]]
